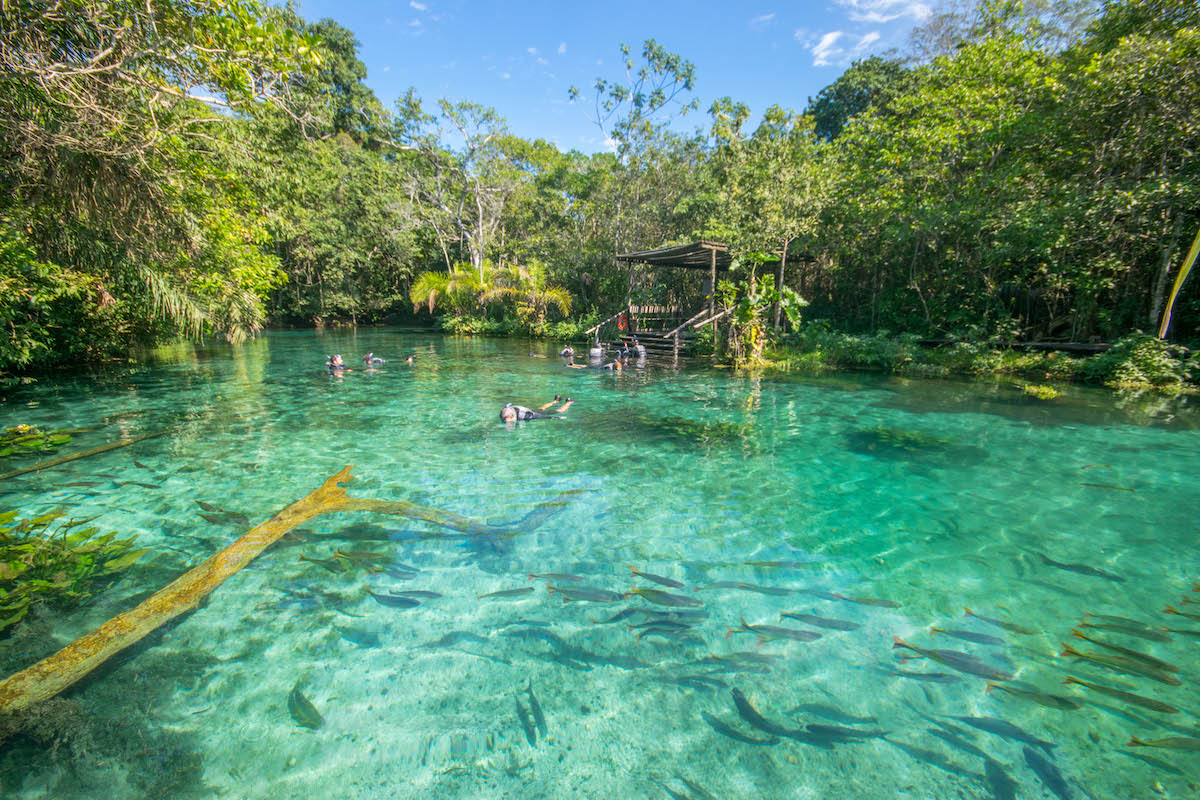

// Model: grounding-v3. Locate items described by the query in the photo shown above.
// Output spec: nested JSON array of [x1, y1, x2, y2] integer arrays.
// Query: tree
[[807, 56, 916, 141]]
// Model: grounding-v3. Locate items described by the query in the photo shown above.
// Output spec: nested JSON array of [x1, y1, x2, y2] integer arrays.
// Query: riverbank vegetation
[[1, 0, 1197, 389]]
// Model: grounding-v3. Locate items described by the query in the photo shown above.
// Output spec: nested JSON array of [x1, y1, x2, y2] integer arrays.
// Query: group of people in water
[[326, 352, 415, 374], [501, 336, 646, 423]]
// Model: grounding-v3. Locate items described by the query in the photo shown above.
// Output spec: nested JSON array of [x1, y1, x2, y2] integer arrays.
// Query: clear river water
[[1, 329, 1198, 800]]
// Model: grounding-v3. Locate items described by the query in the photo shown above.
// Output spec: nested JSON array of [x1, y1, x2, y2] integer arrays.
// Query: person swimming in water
[[631, 336, 646, 358], [500, 403, 560, 422], [538, 395, 563, 410], [362, 352, 386, 365], [560, 344, 576, 365], [327, 354, 347, 369], [588, 335, 604, 360]]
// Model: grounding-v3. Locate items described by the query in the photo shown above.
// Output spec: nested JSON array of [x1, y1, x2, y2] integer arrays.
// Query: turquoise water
[[1, 330, 1198, 799]]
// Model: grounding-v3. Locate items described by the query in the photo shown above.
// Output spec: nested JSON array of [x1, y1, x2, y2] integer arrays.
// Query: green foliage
[[0, 510, 148, 633], [806, 56, 916, 140], [0, 425, 73, 459], [1079, 333, 1197, 387]]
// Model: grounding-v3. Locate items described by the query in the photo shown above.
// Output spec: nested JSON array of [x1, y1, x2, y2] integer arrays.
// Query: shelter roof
[[616, 240, 733, 271]]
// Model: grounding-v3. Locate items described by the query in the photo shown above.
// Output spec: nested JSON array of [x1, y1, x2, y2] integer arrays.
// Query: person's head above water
[[500, 403, 517, 422], [329, 354, 345, 367]]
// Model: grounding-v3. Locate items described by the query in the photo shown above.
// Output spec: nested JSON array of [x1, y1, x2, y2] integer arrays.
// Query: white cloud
[[499, 72, 511, 80], [853, 31, 881, 53], [409, 1, 427, 10], [527, 46, 539, 55], [835, 0, 931, 24], [808, 30, 883, 66], [749, 12, 775, 30], [793, 27, 817, 47], [810, 31, 844, 66], [557, 42, 567, 55], [537, 56, 549, 65], [408, 19, 421, 27], [603, 137, 618, 153]]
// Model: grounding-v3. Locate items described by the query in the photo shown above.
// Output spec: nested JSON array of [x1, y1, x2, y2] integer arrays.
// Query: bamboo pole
[[0, 430, 170, 482], [0, 466, 545, 714], [1157, 224, 1200, 339]]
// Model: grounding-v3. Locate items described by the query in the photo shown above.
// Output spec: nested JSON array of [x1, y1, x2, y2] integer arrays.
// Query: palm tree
[[409, 264, 486, 315], [478, 260, 571, 333]]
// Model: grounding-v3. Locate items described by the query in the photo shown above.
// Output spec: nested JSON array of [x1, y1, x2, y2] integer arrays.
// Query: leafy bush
[[1080, 333, 1197, 388], [0, 510, 148, 633]]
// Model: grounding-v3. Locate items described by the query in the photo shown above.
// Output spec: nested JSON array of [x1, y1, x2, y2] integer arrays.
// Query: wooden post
[[709, 247, 717, 333]]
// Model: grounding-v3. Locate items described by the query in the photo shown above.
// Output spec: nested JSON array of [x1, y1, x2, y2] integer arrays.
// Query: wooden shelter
[[616, 240, 731, 324]]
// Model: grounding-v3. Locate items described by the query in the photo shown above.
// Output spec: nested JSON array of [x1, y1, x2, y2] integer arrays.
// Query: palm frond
[[136, 265, 206, 338]]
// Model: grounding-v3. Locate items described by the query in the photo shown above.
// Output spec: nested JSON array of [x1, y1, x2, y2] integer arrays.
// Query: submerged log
[[0, 466, 555, 714], [0, 430, 170, 482]]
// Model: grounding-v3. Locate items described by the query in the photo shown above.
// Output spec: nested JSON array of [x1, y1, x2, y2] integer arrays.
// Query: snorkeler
[[588, 335, 604, 360], [631, 336, 646, 358], [327, 354, 346, 370], [560, 344, 576, 365], [404, 354, 416, 363], [362, 352, 386, 365], [557, 397, 574, 413], [500, 403, 560, 422]]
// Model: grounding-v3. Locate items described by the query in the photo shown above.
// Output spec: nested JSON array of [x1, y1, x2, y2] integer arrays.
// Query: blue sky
[[293, 0, 935, 152]]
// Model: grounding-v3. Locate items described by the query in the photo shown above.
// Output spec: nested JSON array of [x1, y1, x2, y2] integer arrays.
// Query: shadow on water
[[871, 377, 1200, 431], [845, 425, 989, 469]]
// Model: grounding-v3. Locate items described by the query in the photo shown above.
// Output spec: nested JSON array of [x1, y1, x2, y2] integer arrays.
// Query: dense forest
[[1, 0, 1197, 381]]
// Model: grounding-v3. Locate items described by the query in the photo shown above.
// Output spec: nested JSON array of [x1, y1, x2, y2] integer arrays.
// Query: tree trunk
[[773, 237, 790, 331], [1150, 215, 1183, 328]]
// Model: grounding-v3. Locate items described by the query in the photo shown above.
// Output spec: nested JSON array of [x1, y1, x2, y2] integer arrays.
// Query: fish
[[806, 723, 888, 742], [985, 681, 1084, 711], [892, 638, 1014, 681], [948, 715, 1056, 753], [389, 590, 442, 599], [548, 585, 623, 603], [592, 608, 644, 624], [729, 582, 795, 596], [133, 460, 151, 469], [744, 560, 819, 569], [196, 500, 222, 512], [797, 588, 842, 601], [478, 587, 535, 599], [624, 588, 704, 607], [698, 652, 782, 669], [780, 612, 860, 631], [1037, 552, 1124, 583], [927, 728, 990, 760], [1023, 747, 1074, 800], [889, 740, 983, 782], [1069, 629, 1180, 672], [119, 481, 161, 490], [198, 512, 227, 525], [334, 626, 380, 647], [1077, 621, 1172, 642], [629, 566, 685, 588], [529, 572, 586, 582], [1059, 643, 1182, 685], [1116, 750, 1186, 776], [659, 783, 691, 800], [696, 581, 748, 591], [287, 683, 324, 729], [366, 589, 419, 608], [299, 555, 348, 574], [1128, 736, 1200, 751], [526, 680, 548, 737], [728, 618, 821, 644], [1083, 612, 1152, 628], [730, 688, 807, 740], [789, 703, 878, 725], [515, 695, 537, 746], [1163, 605, 1200, 622], [984, 759, 1019, 800], [838, 595, 901, 608], [1063, 677, 1178, 714], [930, 627, 1005, 646], [59, 480, 102, 487], [873, 666, 961, 684], [657, 675, 729, 691], [1161, 626, 1200, 638], [700, 711, 779, 745], [963, 607, 1037, 635], [1080, 483, 1134, 492], [420, 631, 490, 648]]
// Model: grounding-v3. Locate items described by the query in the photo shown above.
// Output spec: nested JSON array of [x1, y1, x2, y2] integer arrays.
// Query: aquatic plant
[[1020, 383, 1061, 400], [0, 425, 74, 458], [850, 426, 953, 453], [0, 510, 147, 633]]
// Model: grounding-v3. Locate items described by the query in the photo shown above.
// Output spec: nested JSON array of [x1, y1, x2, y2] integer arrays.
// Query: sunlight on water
[[1, 330, 1198, 799]]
